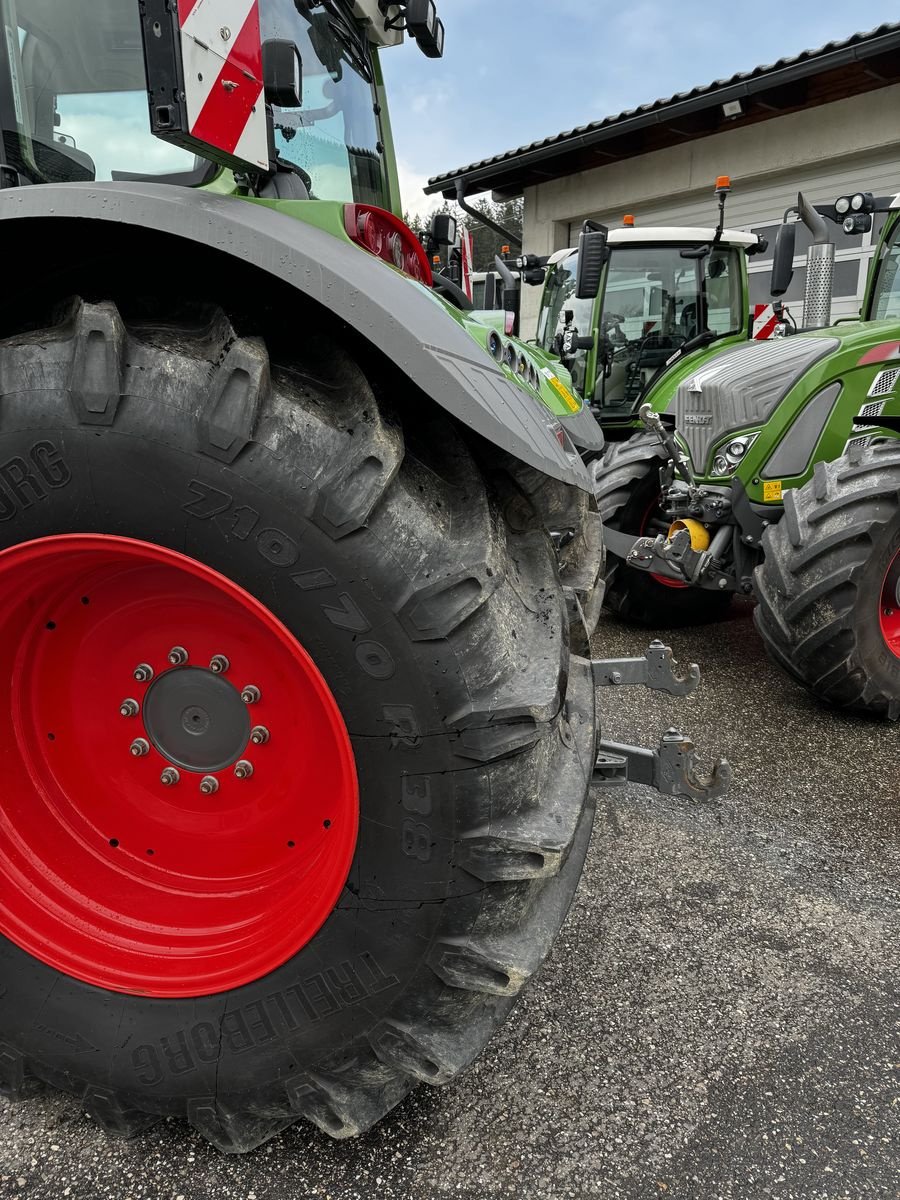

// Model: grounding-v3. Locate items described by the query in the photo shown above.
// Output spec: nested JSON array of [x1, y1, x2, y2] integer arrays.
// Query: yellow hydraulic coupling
[[668, 519, 710, 552]]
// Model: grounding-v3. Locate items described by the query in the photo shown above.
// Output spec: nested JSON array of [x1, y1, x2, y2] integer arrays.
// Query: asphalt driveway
[[2, 600, 898, 1199]]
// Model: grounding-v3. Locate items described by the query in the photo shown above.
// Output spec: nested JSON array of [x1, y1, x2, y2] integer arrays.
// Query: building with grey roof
[[427, 23, 900, 334]]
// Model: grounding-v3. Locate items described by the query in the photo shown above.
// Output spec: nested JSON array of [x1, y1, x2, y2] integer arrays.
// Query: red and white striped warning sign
[[459, 229, 475, 302], [178, 0, 268, 171], [752, 304, 781, 340]]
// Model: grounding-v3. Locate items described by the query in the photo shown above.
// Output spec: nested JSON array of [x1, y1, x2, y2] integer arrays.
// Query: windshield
[[536, 251, 594, 396], [595, 244, 743, 412], [869, 217, 900, 321], [0, 0, 387, 204]]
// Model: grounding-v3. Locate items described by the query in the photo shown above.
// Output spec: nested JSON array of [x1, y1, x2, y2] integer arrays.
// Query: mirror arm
[[454, 180, 522, 250]]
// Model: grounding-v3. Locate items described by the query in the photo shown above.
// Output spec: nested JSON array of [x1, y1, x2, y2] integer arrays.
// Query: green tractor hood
[[665, 321, 900, 502]]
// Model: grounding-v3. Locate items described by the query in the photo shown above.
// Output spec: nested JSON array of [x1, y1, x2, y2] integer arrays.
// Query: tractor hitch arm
[[592, 640, 700, 696], [593, 730, 731, 802], [590, 643, 731, 802]]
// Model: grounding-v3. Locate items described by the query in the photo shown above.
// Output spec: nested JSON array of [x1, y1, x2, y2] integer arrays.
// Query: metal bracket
[[603, 525, 733, 591], [593, 729, 731, 802], [592, 640, 700, 697]]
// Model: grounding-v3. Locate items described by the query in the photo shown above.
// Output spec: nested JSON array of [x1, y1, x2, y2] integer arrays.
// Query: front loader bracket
[[593, 730, 731, 802], [592, 640, 700, 696]]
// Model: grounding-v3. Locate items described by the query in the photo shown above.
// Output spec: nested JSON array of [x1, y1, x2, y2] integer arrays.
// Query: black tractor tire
[[0, 299, 597, 1152], [754, 442, 900, 720], [594, 432, 732, 628]]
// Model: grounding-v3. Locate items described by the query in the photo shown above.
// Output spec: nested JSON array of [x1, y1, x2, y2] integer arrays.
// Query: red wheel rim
[[639, 496, 688, 590], [880, 546, 900, 660], [0, 535, 358, 998]]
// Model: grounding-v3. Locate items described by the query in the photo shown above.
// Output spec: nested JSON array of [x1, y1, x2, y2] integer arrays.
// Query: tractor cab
[[535, 224, 760, 419], [0, 0, 423, 211]]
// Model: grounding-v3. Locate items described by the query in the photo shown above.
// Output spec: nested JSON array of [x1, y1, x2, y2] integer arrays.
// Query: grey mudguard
[[0, 182, 590, 491], [561, 403, 605, 453]]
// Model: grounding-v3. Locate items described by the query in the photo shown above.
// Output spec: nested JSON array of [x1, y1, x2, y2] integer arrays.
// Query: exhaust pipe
[[797, 192, 834, 329]]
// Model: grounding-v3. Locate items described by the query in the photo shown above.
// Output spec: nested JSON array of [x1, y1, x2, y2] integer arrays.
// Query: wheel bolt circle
[[168, 646, 189, 666], [209, 654, 230, 674], [250, 725, 270, 745], [241, 685, 260, 705], [130, 738, 150, 758], [160, 767, 180, 787], [234, 760, 254, 780], [199, 776, 219, 795], [120, 698, 140, 718], [134, 663, 154, 683]]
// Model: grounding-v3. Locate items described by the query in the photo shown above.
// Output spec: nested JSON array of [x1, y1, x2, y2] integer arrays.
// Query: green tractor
[[600, 187, 900, 718], [0, 0, 728, 1155], [456, 178, 772, 460]]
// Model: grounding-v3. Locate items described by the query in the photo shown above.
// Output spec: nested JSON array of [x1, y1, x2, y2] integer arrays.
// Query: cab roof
[[548, 227, 759, 265]]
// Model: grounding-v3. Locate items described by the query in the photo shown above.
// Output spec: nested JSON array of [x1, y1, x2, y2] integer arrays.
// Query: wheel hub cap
[[143, 667, 251, 772]]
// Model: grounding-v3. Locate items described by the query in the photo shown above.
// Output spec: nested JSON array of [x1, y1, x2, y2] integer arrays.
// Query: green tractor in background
[[0, 0, 729, 1156], [601, 188, 900, 719], [456, 178, 773, 464]]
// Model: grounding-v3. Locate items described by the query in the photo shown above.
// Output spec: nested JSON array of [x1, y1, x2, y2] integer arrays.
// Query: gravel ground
[[1, 600, 898, 1200]]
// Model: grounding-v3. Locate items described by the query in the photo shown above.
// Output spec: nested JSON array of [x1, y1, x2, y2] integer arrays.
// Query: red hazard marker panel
[[0, 535, 358, 998], [752, 304, 780, 340], [141, 0, 270, 173], [181, 0, 267, 168]]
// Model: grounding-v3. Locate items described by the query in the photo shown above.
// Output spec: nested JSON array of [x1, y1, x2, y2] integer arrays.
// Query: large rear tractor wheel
[[594, 432, 732, 627], [754, 442, 900, 720], [0, 299, 597, 1151]]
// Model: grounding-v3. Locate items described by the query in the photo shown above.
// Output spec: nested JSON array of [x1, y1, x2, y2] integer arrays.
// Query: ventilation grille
[[868, 367, 900, 398], [846, 435, 872, 451], [857, 399, 886, 426]]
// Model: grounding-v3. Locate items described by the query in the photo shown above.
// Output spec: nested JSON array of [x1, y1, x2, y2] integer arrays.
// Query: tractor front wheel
[[754, 442, 900, 719], [0, 299, 597, 1151]]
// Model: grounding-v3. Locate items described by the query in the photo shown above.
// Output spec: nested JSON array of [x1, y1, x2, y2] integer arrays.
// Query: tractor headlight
[[710, 433, 759, 477]]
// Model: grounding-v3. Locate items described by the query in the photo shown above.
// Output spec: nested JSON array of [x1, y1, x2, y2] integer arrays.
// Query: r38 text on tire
[[183, 481, 436, 863]]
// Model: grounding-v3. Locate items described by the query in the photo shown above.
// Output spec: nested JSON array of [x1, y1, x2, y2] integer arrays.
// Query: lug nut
[[240, 685, 260, 705], [130, 738, 150, 757], [133, 663, 154, 683], [250, 725, 270, 745], [168, 646, 189, 666], [210, 654, 230, 674], [199, 776, 219, 795], [234, 760, 254, 780], [160, 767, 180, 787], [120, 698, 140, 718]]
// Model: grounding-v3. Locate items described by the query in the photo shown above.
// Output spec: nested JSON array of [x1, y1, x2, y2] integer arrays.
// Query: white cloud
[[396, 158, 443, 222]]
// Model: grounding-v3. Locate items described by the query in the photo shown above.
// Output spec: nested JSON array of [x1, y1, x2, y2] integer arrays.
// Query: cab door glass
[[263, 0, 386, 206], [871, 222, 900, 321]]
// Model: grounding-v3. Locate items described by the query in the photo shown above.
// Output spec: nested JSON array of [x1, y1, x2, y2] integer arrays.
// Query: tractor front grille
[[667, 336, 840, 472]]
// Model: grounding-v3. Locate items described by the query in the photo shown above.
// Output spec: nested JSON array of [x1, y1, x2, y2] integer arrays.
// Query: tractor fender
[[0, 182, 590, 492]]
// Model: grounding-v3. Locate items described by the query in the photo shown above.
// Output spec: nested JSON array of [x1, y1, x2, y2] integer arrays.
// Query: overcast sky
[[381, 0, 898, 217]]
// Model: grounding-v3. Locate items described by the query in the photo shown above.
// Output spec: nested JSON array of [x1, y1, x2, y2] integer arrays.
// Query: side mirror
[[576, 223, 608, 300], [770, 221, 796, 297], [406, 0, 445, 58], [429, 212, 457, 247], [263, 40, 303, 109]]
